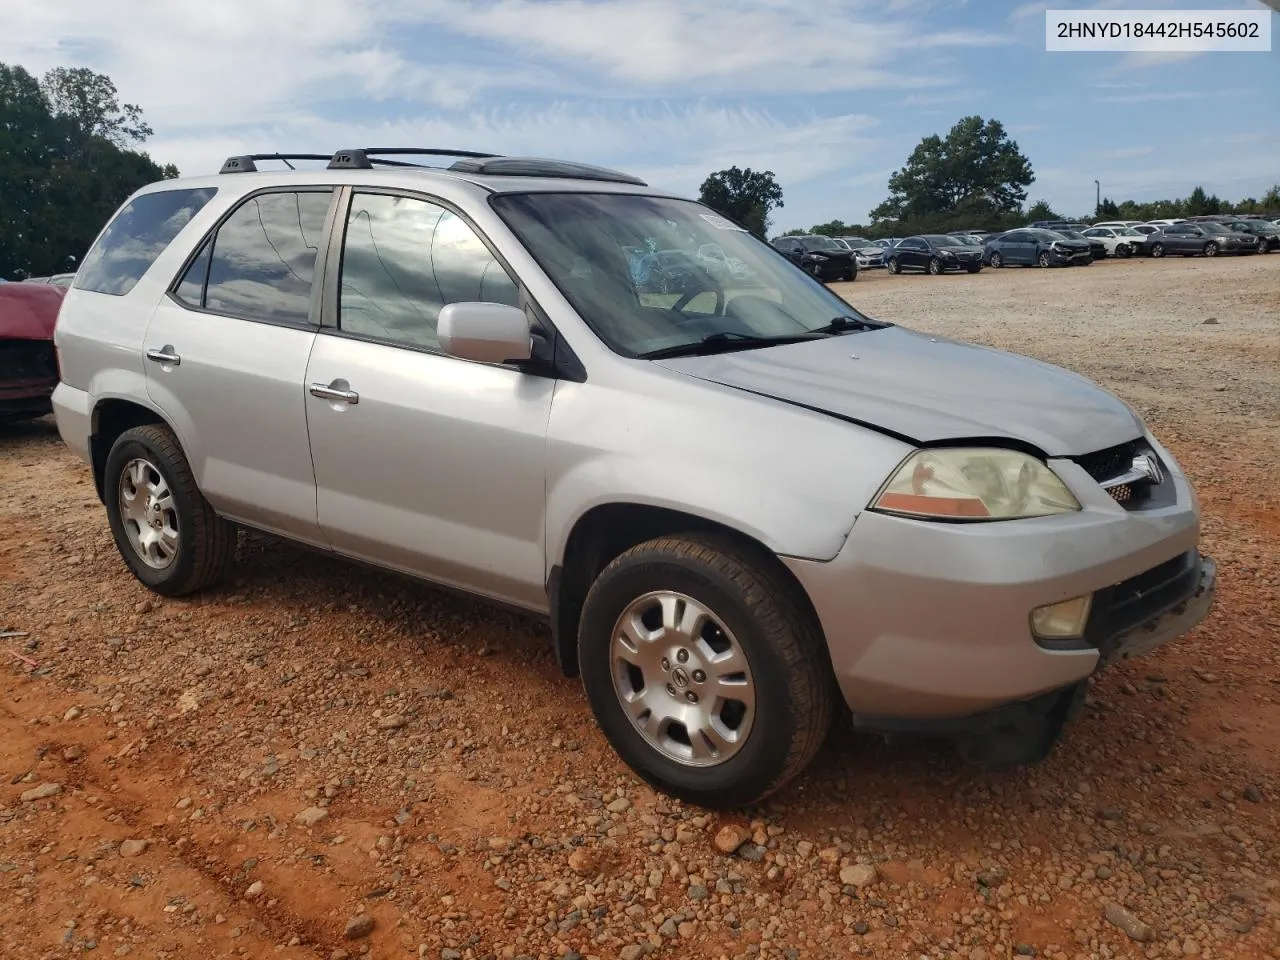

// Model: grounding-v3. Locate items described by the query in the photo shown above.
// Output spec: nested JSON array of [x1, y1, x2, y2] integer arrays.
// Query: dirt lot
[[2, 255, 1278, 960]]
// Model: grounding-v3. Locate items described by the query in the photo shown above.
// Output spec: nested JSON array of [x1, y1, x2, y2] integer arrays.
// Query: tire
[[1037, 251, 1051, 268], [1116, 244, 1131, 259], [844, 265, 857, 282], [966, 264, 981, 274], [886, 257, 900, 275], [1203, 242, 1218, 258], [577, 534, 834, 808], [103, 424, 236, 596], [988, 252, 1003, 268], [928, 257, 943, 275], [1150, 242, 1166, 259]]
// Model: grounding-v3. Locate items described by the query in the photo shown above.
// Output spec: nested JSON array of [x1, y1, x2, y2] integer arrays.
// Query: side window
[[76, 187, 218, 296], [196, 191, 331, 324], [338, 193, 519, 349], [175, 240, 212, 306]]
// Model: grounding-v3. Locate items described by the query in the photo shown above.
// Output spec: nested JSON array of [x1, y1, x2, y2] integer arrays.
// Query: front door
[[143, 188, 336, 543], [304, 190, 554, 609]]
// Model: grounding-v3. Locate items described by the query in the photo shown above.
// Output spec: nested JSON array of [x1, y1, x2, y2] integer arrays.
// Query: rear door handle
[[309, 381, 359, 404], [145, 345, 181, 366]]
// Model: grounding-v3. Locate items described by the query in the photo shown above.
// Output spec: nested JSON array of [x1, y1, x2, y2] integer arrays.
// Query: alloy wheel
[[118, 458, 180, 569], [609, 590, 756, 767]]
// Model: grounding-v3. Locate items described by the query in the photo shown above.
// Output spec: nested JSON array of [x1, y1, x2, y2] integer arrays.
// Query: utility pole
[[1094, 179, 1101, 216]]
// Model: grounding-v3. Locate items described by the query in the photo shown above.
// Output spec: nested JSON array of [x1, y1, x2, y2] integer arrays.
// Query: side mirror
[[437, 302, 532, 365]]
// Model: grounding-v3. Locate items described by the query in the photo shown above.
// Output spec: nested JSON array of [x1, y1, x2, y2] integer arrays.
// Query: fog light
[[1031, 595, 1093, 640]]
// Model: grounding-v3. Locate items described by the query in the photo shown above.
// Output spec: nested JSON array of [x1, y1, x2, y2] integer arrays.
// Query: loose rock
[[343, 914, 375, 940]]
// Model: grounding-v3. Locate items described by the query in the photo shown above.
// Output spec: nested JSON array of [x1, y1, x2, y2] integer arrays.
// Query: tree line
[[698, 114, 1280, 241], [1, 63, 175, 280]]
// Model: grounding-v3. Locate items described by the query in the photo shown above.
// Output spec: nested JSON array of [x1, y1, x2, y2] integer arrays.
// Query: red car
[[0, 282, 65, 422]]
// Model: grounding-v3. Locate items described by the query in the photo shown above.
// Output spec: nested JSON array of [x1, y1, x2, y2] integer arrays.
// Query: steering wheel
[[670, 283, 724, 316]]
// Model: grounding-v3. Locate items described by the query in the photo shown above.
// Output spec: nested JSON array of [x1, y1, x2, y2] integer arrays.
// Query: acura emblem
[[1131, 453, 1163, 485]]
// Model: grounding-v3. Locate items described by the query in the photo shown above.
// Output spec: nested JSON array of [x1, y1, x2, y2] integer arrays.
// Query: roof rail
[[220, 154, 333, 174], [447, 156, 647, 186], [327, 147, 500, 170]]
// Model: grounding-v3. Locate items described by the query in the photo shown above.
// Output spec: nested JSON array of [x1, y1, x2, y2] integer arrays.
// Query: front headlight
[[871, 448, 1081, 521]]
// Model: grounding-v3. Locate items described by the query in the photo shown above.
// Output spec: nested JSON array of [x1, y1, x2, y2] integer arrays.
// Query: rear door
[[144, 188, 337, 543], [999, 231, 1031, 264], [303, 188, 554, 609]]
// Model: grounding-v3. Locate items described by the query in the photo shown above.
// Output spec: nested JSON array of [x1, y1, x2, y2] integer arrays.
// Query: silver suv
[[53, 148, 1216, 807]]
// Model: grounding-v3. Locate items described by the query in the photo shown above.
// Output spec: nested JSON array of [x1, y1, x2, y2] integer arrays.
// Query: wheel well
[[548, 504, 822, 678], [90, 400, 167, 502]]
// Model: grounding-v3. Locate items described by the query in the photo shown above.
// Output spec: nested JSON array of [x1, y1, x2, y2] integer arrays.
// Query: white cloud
[[1099, 145, 1154, 159]]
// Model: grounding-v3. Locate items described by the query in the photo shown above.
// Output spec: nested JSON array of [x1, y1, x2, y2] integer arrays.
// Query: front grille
[[1075, 439, 1141, 484], [1072, 438, 1172, 510], [0, 340, 58, 382]]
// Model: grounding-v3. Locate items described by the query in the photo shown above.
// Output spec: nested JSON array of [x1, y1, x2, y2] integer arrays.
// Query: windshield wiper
[[809, 315, 888, 335], [639, 330, 826, 360]]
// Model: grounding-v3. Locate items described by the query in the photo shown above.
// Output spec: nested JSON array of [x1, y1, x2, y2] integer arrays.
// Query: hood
[[653, 326, 1143, 457], [0, 284, 66, 340]]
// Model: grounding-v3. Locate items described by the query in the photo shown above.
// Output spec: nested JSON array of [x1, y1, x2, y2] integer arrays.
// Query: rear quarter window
[[75, 187, 218, 296]]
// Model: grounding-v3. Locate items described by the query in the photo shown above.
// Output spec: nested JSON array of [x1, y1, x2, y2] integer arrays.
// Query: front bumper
[[1049, 249, 1092, 265], [783, 441, 1213, 721]]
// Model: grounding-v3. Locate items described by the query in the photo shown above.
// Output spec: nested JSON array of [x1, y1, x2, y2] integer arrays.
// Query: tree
[[1096, 197, 1120, 219], [1, 61, 172, 279], [809, 219, 854, 237], [698, 166, 783, 238], [871, 116, 1034, 223], [1024, 199, 1061, 222], [1264, 184, 1280, 210], [40, 67, 153, 147]]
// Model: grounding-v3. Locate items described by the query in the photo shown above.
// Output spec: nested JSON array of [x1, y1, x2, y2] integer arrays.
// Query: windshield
[[842, 237, 872, 246], [802, 236, 841, 251], [490, 192, 880, 358], [1032, 230, 1068, 241], [1060, 231, 1087, 240]]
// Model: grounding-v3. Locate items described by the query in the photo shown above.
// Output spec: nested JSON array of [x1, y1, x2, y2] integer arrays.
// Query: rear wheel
[[928, 257, 943, 275], [104, 424, 236, 596], [578, 534, 834, 808], [1204, 241, 1218, 257], [1150, 242, 1166, 258]]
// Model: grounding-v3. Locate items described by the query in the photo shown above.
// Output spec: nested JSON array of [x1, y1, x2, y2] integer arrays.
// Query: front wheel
[[1037, 251, 1051, 268], [578, 535, 834, 808], [927, 257, 943, 275], [1204, 242, 1218, 257], [966, 264, 982, 274], [1150, 242, 1165, 258], [1116, 244, 1131, 258], [886, 257, 901, 274], [104, 424, 236, 596]]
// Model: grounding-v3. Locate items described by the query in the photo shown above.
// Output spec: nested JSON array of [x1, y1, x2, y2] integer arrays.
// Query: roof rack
[[220, 154, 333, 174], [327, 148, 500, 170], [447, 156, 647, 186]]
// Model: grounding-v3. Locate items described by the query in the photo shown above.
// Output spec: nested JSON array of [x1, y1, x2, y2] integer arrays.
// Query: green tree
[[808, 219, 852, 237], [698, 166, 784, 238], [1184, 186, 1223, 217], [1263, 184, 1280, 210], [1096, 197, 1120, 219], [1, 62, 172, 279], [1024, 199, 1062, 222], [871, 116, 1034, 222]]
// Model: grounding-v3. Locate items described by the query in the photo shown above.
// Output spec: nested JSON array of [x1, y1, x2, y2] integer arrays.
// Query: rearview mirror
[[437, 302, 532, 365]]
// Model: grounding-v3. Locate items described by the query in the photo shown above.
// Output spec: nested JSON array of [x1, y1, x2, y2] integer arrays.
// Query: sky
[[1, 0, 1277, 232]]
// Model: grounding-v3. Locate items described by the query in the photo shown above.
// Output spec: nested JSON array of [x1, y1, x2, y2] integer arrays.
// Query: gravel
[[1, 257, 1277, 960]]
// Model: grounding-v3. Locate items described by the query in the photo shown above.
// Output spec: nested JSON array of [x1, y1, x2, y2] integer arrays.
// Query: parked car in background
[[871, 238, 903, 252], [1092, 220, 1147, 230], [984, 229, 1092, 268], [886, 234, 984, 274], [1218, 219, 1280, 252], [1058, 230, 1108, 261], [1146, 222, 1260, 258], [23, 273, 77, 288], [772, 235, 857, 281], [1, 281, 65, 421], [1082, 226, 1143, 258], [1131, 224, 1162, 237], [834, 236, 886, 269], [1145, 218, 1186, 227]]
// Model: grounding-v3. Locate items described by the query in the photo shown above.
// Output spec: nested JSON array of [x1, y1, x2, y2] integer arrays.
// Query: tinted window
[[175, 240, 212, 306], [901, 238, 926, 250], [339, 193, 519, 349], [75, 188, 217, 296], [203, 191, 331, 324]]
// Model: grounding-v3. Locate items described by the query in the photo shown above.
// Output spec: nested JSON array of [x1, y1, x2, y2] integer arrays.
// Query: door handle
[[145, 345, 181, 366], [309, 381, 359, 404]]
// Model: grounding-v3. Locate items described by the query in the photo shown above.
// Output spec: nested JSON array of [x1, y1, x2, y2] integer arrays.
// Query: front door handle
[[145, 345, 181, 366], [309, 381, 359, 404]]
